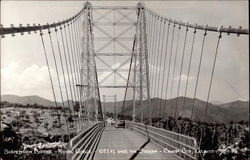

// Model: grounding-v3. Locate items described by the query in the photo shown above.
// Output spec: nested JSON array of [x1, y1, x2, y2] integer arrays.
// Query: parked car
[[115, 120, 125, 129]]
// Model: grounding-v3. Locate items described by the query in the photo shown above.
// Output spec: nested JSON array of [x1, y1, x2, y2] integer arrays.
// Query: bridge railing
[[68, 122, 104, 160], [126, 122, 198, 160]]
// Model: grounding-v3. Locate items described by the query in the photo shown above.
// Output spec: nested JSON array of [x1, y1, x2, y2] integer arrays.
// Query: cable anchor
[[226, 26, 231, 36], [54, 22, 58, 32], [217, 26, 223, 38], [178, 21, 181, 29], [10, 24, 15, 37], [173, 20, 176, 28], [38, 24, 44, 36], [194, 27, 197, 34], [203, 25, 208, 36], [27, 24, 31, 34], [47, 23, 51, 34], [237, 26, 242, 37], [185, 22, 189, 31], [33, 24, 37, 33], [19, 24, 24, 35]]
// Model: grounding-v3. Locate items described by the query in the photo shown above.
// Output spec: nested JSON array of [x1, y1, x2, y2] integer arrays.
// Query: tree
[[6, 111, 11, 117], [68, 116, 74, 123], [32, 112, 40, 123], [25, 114, 30, 120], [11, 116, 22, 131], [73, 102, 80, 112], [43, 122, 49, 132], [19, 110, 26, 121]]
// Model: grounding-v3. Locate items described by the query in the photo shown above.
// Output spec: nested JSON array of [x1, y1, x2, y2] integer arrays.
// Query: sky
[[1, 0, 249, 103]]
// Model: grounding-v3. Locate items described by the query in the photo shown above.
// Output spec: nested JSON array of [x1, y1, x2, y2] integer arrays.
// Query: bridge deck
[[93, 125, 181, 160]]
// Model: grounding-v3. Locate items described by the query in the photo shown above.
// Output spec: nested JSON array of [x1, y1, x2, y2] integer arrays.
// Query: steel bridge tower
[[131, 3, 151, 124], [80, 2, 102, 126], [79, 2, 152, 126]]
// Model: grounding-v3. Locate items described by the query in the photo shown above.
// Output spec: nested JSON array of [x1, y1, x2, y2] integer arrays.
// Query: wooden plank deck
[[93, 125, 182, 160]]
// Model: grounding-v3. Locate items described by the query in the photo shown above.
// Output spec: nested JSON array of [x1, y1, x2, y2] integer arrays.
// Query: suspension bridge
[[0, 2, 248, 160]]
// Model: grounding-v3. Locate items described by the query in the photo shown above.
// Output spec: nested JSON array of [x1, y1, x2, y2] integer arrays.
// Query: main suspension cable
[[144, 7, 248, 35], [0, 4, 86, 36]]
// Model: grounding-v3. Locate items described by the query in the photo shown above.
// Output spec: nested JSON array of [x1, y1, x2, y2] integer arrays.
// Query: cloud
[[1, 63, 53, 98]]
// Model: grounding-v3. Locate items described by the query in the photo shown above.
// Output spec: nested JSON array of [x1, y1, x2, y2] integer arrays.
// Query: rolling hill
[[219, 100, 249, 122], [1, 94, 249, 124], [1, 95, 57, 107]]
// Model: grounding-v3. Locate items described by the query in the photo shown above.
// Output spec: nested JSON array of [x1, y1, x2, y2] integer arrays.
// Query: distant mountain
[[1, 94, 94, 111], [219, 100, 249, 122], [107, 97, 249, 124], [211, 100, 224, 105], [1, 94, 58, 107], [101, 101, 124, 114]]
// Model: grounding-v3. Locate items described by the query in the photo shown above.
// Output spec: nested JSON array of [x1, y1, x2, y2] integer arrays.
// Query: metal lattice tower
[[80, 2, 100, 124], [132, 3, 151, 124]]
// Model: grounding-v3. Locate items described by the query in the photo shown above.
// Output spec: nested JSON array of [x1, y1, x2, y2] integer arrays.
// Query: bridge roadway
[[93, 125, 182, 160]]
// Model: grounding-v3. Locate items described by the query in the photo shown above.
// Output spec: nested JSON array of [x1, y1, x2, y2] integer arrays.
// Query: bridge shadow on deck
[[129, 138, 150, 160]]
